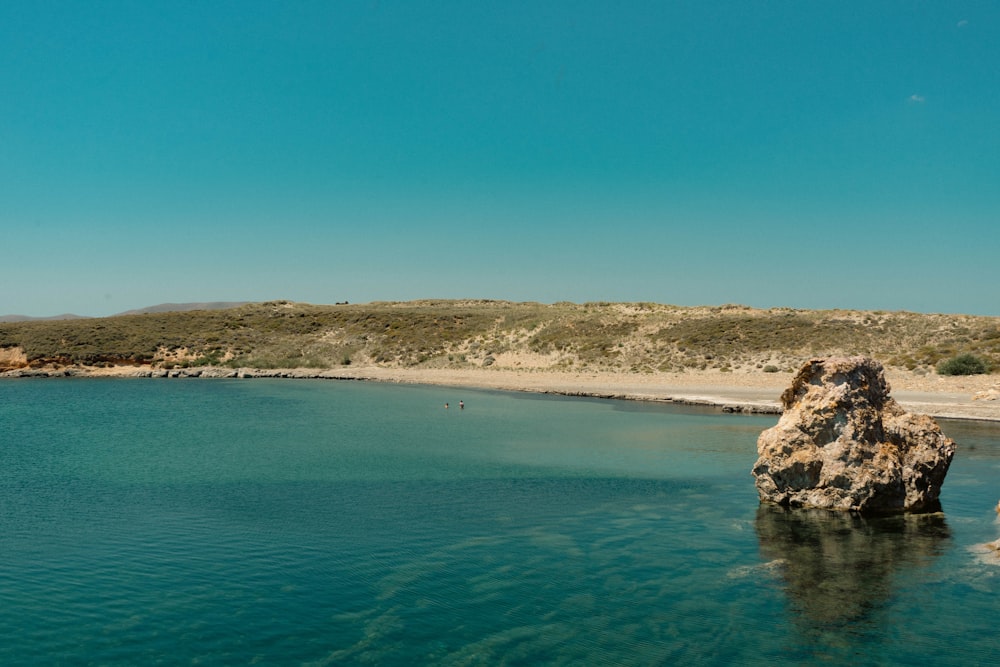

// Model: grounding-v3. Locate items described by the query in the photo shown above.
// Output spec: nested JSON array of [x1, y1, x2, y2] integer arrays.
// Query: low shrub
[[937, 353, 989, 376]]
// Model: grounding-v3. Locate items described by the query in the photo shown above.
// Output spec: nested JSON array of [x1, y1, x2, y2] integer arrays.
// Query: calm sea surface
[[2, 378, 999, 665]]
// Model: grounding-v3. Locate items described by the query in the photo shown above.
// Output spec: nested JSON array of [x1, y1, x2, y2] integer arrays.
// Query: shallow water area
[[2, 378, 999, 665]]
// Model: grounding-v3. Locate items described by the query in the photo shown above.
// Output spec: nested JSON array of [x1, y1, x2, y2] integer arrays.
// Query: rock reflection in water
[[755, 504, 950, 627]]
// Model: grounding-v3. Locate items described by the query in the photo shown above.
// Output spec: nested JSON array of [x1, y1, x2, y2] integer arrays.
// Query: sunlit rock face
[[752, 356, 956, 514]]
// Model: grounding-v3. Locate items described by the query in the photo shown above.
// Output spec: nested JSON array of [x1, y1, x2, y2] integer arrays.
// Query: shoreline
[[4, 364, 999, 423]]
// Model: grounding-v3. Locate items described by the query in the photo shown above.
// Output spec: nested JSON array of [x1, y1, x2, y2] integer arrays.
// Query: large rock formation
[[752, 356, 956, 513]]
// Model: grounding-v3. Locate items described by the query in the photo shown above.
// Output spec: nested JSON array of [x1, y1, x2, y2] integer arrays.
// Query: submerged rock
[[752, 356, 956, 514], [754, 504, 950, 623]]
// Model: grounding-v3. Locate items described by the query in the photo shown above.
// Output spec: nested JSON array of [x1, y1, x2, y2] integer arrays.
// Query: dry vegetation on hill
[[1, 300, 998, 376]]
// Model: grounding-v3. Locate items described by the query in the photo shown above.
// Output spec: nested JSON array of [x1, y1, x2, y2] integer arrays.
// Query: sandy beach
[[322, 366, 1000, 423], [5, 363, 999, 422]]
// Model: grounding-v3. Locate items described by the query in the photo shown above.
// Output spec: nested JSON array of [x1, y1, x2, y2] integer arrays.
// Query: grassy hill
[[1, 300, 998, 375]]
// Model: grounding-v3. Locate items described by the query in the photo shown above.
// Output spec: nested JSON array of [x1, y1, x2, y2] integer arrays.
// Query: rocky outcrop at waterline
[[752, 356, 956, 514], [0, 365, 378, 380]]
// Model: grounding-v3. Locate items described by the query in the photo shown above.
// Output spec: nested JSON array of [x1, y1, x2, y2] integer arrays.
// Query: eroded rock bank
[[0, 365, 376, 380], [752, 356, 956, 514]]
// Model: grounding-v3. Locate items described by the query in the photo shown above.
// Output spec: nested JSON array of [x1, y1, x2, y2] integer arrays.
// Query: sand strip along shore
[[319, 367, 1000, 422], [5, 365, 999, 422]]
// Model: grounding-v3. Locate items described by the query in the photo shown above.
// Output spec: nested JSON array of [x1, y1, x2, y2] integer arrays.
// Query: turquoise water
[[2, 379, 999, 665]]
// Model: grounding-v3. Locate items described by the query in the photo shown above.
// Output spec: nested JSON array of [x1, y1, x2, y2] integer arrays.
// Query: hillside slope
[[1, 300, 997, 375]]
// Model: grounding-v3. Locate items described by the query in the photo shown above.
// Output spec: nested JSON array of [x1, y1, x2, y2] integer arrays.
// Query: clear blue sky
[[2, 1, 998, 317]]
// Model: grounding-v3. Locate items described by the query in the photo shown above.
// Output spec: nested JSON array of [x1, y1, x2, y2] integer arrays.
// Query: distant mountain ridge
[[113, 302, 251, 316], [0, 302, 250, 322], [0, 313, 89, 323]]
